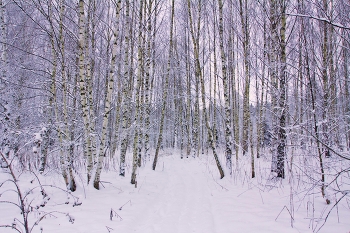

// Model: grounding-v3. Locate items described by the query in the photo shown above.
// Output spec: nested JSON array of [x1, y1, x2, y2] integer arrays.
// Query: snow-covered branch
[[287, 13, 350, 30]]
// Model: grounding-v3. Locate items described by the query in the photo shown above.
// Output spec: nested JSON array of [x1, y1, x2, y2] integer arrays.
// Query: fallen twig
[[119, 200, 132, 210], [110, 208, 123, 221], [211, 174, 229, 191], [275, 205, 294, 222]]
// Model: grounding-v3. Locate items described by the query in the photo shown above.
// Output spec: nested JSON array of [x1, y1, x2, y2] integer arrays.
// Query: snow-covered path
[[101, 155, 313, 233], [2, 153, 347, 233], [124, 158, 216, 233]]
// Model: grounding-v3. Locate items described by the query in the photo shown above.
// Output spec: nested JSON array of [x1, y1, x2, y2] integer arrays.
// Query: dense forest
[[0, 0, 349, 214]]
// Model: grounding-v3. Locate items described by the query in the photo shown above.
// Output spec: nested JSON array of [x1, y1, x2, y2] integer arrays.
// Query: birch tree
[[269, 0, 280, 173], [131, 0, 144, 184], [144, 0, 154, 162], [276, 0, 287, 179], [217, 0, 233, 173], [186, 0, 201, 158], [153, 0, 174, 171], [268, 0, 287, 179], [187, 0, 224, 178], [93, 0, 121, 189], [0, 0, 10, 160], [78, 0, 94, 184], [119, 0, 131, 177], [239, 0, 251, 156]]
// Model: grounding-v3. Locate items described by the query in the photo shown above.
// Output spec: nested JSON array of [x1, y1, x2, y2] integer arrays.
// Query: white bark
[[78, 0, 94, 184], [93, 0, 121, 190]]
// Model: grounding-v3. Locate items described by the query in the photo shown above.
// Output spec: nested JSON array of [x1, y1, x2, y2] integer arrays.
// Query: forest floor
[[1, 151, 349, 233]]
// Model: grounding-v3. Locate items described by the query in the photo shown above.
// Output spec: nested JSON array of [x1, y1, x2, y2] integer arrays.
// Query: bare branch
[[287, 13, 350, 30]]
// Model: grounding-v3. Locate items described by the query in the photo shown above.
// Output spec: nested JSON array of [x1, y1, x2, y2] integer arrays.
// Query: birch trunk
[[78, 0, 95, 184], [0, 0, 6, 82], [185, 28, 192, 158], [226, 3, 239, 162], [187, 0, 224, 178], [144, 0, 153, 162], [305, 43, 326, 200], [152, 0, 174, 171], [269, 0, 279, 172], [277, 0, 286, 179], [343, 29, 350, 149], [217, 0, 232, 172], [86, 1, 97, 154], [37, 0, 54, 172], [213, 48, 218, 148], [68, 60, 79, 192], [112, 40, 124, 155], [58, 0, 75, 189], [212, 14, 218, 148], [257, 8, 267, 159], [40, 1, 60, 178], [186, 0, 201, 158], [93, 0, 121, 189], [321, 0, 331, 158], [131, 0, 144, 184], [119, 0, 131, 177], [0, 0, 10, 159], [239, 0, 251, 156]]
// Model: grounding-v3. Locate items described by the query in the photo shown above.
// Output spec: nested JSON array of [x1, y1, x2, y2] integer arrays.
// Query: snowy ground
[[1, 151, 349, 233]]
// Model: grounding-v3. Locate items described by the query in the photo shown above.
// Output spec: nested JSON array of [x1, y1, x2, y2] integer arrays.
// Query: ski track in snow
[[1, 153, 349, 233]]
